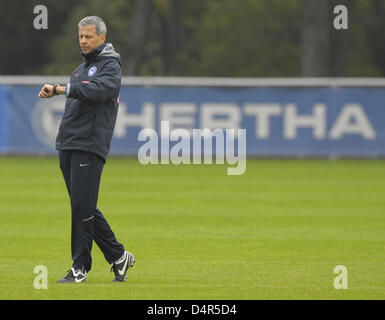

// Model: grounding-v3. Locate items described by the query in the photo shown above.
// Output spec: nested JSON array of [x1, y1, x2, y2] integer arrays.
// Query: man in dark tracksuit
[[38, 16, 134, 283]]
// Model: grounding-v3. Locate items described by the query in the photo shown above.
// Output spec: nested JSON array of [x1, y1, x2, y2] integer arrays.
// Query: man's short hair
[[78, 16, 107, 35]]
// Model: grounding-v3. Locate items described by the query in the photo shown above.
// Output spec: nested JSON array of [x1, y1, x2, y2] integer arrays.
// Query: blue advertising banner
[[1, 84, 385, 157], [0, 86, 10, 153]]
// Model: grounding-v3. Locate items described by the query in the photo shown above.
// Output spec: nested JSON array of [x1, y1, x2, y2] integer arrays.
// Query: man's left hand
[[38, 84, 54, 98]]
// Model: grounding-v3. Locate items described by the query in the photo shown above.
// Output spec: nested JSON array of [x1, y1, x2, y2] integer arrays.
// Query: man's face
[[78, 25, 105, 55]]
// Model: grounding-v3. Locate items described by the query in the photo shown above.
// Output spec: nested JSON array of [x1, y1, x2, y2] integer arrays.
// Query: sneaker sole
[[56, 278, 86, 284]]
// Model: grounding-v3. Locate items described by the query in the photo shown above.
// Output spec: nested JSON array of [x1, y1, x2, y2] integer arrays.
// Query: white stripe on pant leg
[[82, 215, 94, 222]]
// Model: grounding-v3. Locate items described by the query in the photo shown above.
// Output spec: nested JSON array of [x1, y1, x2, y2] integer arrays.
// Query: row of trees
[[1, 0, 384, 77]]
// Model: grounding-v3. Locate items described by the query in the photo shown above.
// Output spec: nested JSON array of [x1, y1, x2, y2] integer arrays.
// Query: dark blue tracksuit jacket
[[56, 43, 121, 162]]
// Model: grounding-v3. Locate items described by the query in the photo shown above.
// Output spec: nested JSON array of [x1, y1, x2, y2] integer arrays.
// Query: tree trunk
[[301, 0, 330, 76], [330, 0, 355, 76], [167, 0, 182, 75], [124, 0, 154, 75], [159, 0, 183, 75]]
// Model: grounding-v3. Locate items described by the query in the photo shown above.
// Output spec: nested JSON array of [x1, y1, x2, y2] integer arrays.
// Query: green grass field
[[0, 157, 384, 300]]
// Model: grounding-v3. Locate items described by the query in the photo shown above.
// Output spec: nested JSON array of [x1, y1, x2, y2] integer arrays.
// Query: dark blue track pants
[[59, 150, 124, 272]]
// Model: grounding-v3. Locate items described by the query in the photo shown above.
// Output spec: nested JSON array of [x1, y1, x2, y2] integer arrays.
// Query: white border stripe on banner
[[1, 76, 385, 87]]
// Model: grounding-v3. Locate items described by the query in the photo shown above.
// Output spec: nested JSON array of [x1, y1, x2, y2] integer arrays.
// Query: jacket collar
[[81, 43, 107, 62]]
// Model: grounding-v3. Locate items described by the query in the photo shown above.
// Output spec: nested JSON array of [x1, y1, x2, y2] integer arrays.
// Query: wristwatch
[[53, 84, 60, 95]]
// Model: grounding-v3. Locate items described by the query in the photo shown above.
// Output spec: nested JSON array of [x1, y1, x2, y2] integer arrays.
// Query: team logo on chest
[[88, 66, 97, 77]]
